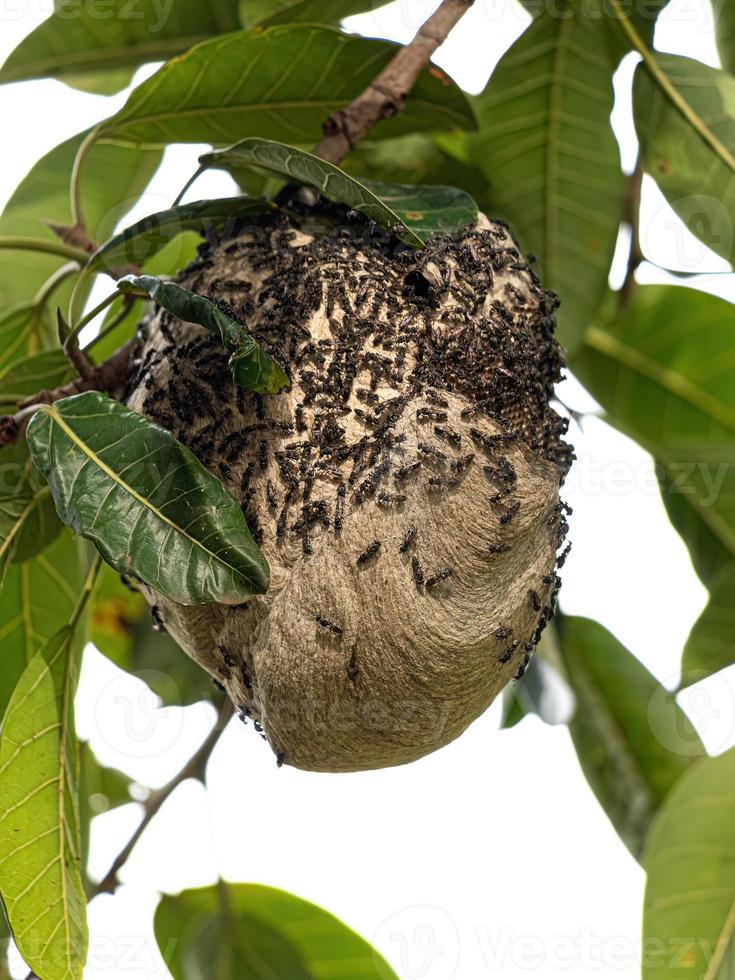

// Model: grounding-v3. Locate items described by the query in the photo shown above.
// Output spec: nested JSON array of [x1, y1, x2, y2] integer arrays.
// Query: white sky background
[[1, 1, 734, 977]]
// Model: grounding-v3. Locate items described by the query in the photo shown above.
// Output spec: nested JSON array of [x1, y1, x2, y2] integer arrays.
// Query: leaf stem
[[92, 700, 233, 898], [70, 129, 98, 230], [0, 236, 90, 265], [32, 262, 80, 309], [312, 0, 474, 166], [70, 555, 103, 633], [172, 165, 205, 208], [84, 295, 140, 354], [609, 0, 735, 173], [621, 160, 644, 308]]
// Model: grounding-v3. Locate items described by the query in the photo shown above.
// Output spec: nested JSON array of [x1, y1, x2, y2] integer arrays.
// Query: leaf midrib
[[43, 406, 244, 581]]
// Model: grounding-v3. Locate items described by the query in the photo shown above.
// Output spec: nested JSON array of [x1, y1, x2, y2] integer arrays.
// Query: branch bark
[[92, 701, 233, 898], [312, 0, 474, 165], [0, 339, 136, 448]]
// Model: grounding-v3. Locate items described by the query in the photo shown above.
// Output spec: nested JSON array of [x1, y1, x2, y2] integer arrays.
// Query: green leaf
[[634, 55, 735, 265], [0, 129, 161, 313], [642, 746, 735, 980], [342, 134, 492, 212], [715, 0, 735, 75], [155, 882, 399, 980], [27, 391, 270, 606], [0, 350, 73, 413], [0, 625, 88, 980], [120, 275, 289, 394], [469, 7, 625, 351], [239, 0, 373, 29], [0, 0, 241, 92], [200, 138, 478, 245], [571, 285, 735, 580], [91, 26, 474, 151], [558, 616, 703, 859], [0, 531, 85, 720], [0, 305, 56, 375], [681, 563, 735, 686], [91, 564, 213, 706], [89, 197, 275, 274]]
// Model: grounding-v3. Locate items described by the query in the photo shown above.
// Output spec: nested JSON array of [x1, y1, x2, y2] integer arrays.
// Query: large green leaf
[[0, 0, 241, 93], [0, 531, 85, 720], [200, 138, 477, 245], [681, 563, 735, 686], [469, 6, 625, 351], [572, 285, 735, 578], [91, 564, 213, 707], [27, 391, 269, 606], [155, 882, 399, 979], [0, 350, 73, 413], [642, 746, 735, 980], [239, 0, 372, 28], [715, 0, 735, 75], [120, 275, 289, 394], [0, 625, 88, 980], [90, 26, 474, 151], [89, 197, 275, 274], [634, 55, 735, 265], [518, 0, 667, 56], [0, 130, 161, 312], [558, 616, 703, 859]]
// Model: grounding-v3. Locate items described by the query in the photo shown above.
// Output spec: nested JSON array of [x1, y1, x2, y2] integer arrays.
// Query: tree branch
[[312, 0, 474, 166], [92, 701, 233, 898], [0, 339, 136, 448]]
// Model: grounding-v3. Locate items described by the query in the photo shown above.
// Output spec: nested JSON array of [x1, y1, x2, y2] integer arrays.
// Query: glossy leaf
[[469, 8, 625, 351], [558, 616, 703, 859], [0, 0, 241, 92], [571, 285, 735, 581], [0, 626, 88, 980], [715, 0, 735, 75], [681, 564, 735, 686], [642, 747, 735, 980], [239, 0, 372, 28], [634, 55, 735, 265], [155, 882, 399, 980], [201, 138, 477, 244], [0, 531, 85, 720], [0, 129, 161, 313], [27, 391, 270, 606], [91, 564, 213, 707], [0, 350, 73, 413], [92, 26, 474, 151], [89, 197, 275, 274], [120, 275, 289, 394]]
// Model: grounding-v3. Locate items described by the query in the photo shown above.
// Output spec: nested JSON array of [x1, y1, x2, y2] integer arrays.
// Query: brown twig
[[621, 160, 644, 307], [92, 701, 233, 898], [0, 339, 136, 448], [312, 0, 474, 166]]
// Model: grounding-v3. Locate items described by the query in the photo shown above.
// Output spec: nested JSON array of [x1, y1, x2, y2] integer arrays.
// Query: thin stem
[[173, 165, 205, 208], [70, 555, 103, 632], [92, 700, 233, 898], [84, 295, 139, 354], [66, 289, 121, 350], [70, 129, 98, 231], [312, 0, 474, 166], [0, 236, 90, 265], [32, 262, 80, 309], [621, 160, 644, 308], [609, 0, 735, 173]]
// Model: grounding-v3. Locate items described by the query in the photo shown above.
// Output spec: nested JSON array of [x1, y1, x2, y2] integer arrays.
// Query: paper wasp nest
[[126, 208, 572, 772]]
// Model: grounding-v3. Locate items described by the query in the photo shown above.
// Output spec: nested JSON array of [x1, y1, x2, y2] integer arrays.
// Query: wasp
[[425, 568, 453, 591], [316, 614, 343, 636], [357, 540, 381, 565], [494, 627, 513, 641], [411, 555, 424, 588], [400, 525, 417, 553]]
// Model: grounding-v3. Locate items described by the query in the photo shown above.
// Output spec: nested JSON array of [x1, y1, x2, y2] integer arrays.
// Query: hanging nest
[[125, 206, 573, 772]]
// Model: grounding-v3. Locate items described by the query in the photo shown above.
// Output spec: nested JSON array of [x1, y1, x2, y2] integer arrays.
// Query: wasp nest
[[125, 208, 572, 772]]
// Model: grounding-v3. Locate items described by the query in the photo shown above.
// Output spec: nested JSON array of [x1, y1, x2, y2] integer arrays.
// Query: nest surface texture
[[126, 209, 573, 772]]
